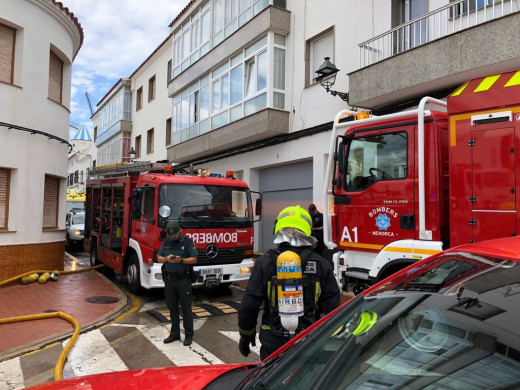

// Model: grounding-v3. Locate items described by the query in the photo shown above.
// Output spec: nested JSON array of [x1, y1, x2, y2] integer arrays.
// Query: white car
[[65, 210, 85, 251]]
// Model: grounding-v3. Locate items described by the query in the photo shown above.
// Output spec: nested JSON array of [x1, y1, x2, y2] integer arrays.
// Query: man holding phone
[[157, 220, 198, 346]]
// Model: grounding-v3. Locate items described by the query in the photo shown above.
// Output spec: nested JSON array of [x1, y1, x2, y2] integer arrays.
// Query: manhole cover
[[85, 296, 120, 304]]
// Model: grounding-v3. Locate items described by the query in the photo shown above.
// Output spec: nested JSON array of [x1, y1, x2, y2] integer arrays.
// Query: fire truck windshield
[[159, 184, 253, 228]]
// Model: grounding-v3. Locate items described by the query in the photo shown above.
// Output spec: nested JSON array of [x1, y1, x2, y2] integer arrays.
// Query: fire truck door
[[132, 186, 157, 266], [471, 126, 516, 242], [337, 128, 415, 250]]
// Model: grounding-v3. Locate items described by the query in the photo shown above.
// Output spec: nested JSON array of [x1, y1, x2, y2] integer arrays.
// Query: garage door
[[259, 160, 313, 252]]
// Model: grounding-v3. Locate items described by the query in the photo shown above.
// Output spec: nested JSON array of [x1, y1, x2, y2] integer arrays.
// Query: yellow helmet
[[274, 205, 312, 236]]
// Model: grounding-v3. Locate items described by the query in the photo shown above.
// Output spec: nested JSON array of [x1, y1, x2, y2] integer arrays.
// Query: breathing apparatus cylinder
[[276, 251, 304, 336]]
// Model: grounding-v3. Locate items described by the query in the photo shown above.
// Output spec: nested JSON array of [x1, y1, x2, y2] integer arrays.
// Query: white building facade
[[0, 0, 83, 279], [88, 0, 520, 254], [165, 0, 520, 252]]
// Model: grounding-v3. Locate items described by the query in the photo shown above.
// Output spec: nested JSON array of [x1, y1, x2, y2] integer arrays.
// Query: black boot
[[164, 334, 180, 344], [183, 333, 193, 346]]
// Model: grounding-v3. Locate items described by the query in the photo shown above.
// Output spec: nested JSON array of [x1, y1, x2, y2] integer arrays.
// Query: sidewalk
[[0, 253, 127, 360]]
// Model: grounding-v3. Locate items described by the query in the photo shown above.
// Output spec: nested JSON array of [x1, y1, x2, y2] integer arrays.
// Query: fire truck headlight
[[240, 267, 252, 275], [74, 229, 81, 236]]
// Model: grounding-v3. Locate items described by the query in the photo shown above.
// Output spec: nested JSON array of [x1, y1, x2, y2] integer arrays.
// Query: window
[[43, 175, 59, 229], [98, 87, 131, 137], [167, 59, 172, 84], [141, 187, 156, 221], [136, 87, 143, 110], [0, 168, 10, 230], [345, 132, 408, 192], [450, 0, 496, 17], [171, 33, 285, 143], [135, 135, 141, 158], [148, 75, 156, 101], [0, 23, 15, 84], [165, 118, 172, 145], [48, 51, 63, 103], [173, 1, 211, 77], [147, 128, 154, 154], [307, 30, 334, 85]]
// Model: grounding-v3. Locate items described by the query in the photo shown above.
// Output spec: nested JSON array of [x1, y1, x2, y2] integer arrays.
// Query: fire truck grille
[[197, 248, 248, 266]]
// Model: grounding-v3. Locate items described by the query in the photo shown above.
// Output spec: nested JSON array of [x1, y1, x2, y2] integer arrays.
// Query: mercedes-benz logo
[[206, 244, 218, 258]]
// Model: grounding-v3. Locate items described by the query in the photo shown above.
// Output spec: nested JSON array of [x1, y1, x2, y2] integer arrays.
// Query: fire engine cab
[[323, 69, 520, 293], [84, 162, 261, 293]]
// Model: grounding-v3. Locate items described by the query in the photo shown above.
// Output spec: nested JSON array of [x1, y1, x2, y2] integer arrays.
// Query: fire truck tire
[[127, 255, 142, 295], [90, 242, 100, 267], [90, 241, 99, 267]]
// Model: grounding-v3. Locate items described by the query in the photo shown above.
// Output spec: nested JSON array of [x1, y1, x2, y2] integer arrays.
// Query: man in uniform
[[238, 205, 340, 359], [157, 220, 198, 346], [309, 203, 324, 255]]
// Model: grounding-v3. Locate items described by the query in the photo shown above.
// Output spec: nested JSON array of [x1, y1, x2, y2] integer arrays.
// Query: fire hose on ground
[[0, 264, 105, 381]]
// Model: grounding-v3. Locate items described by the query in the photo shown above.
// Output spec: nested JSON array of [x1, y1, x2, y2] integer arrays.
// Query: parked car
[[65, 210, 85, 252], [29, 236, 520, 389]]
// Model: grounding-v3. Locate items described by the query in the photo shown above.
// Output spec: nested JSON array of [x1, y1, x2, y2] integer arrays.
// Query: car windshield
[[159, 184, 253, 228], [243, 252, 520, 389], [71, 213, 85, 224]]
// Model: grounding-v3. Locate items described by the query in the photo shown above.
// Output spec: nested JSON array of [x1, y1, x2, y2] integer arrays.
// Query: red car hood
[[28, 363, 252, 390]]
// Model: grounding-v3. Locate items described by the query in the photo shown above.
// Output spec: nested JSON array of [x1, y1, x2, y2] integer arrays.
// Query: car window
[[72, 213, 85, 224], [245, 253, 520, 389]]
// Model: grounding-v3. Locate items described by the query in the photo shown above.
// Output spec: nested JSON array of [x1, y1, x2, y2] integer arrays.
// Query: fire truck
[[84, 162, 261, 294], [323, 69, 520, 292]]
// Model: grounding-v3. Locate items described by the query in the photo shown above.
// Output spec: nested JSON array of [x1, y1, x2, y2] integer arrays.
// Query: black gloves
[[239, 333, 256, 357]]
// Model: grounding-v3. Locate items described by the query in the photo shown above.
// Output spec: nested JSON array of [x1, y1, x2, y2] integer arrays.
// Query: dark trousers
[[259, 328, 287, 360], [164, 274, 193, 337]]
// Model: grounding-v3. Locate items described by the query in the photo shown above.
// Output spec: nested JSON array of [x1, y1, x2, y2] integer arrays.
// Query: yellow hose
[[0, 311, 80, 381], [0, 264, 105, 287], [0, 264, 106, 381]]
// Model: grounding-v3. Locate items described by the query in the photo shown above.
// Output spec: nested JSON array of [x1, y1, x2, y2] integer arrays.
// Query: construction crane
[[85, 91, 94, 116]]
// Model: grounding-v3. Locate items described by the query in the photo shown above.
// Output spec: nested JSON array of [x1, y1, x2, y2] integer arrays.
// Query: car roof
[[443, 236, 520, 262]]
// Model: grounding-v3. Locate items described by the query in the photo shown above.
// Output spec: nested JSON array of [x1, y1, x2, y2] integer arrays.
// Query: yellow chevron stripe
[[340, 242, 384, 250], [474, 74, 501, 92], [450, 81, 470, 96], [505, 71, 520, 87]]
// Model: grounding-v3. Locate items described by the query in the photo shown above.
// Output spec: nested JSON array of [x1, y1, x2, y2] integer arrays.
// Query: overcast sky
[[60, 0, 187, 138]]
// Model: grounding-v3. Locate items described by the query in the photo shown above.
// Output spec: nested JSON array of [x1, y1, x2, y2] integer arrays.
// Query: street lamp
[[315, 57, 350, 103], [128, 147, 136, 163]]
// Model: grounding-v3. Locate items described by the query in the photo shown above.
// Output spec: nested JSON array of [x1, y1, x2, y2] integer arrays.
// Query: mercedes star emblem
[[206, 243, 218, 258]]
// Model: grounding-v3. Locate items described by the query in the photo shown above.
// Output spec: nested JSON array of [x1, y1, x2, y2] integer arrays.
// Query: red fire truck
[[323, 69, 520, 292], [84, 162, 261, 293]]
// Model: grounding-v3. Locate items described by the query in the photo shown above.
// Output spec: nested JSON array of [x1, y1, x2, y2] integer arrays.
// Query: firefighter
[[238, 205, 340, 360], [157, 220, 198, 346]]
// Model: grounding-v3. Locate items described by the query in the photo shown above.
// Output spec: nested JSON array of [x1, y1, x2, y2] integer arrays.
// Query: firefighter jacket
[[238, 243, 340, 338]]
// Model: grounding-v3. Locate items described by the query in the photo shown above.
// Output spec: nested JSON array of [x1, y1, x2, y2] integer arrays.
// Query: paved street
[[1, 252, 260, 389]]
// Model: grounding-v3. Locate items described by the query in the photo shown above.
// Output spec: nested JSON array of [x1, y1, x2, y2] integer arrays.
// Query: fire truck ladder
[[88, 161, 169, 180]]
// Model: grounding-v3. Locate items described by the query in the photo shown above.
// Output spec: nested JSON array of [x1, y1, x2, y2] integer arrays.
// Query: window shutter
[[310, 32, 333, 84], [0, 23, 15, 84], [0, 168, 9, 229], [43, 175, 59, 228], [48, 51, 63, 103]]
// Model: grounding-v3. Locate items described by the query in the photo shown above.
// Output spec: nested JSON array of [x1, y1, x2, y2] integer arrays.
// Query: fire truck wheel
[[127, 255, 142, 295], [90, 243, 100, 267]]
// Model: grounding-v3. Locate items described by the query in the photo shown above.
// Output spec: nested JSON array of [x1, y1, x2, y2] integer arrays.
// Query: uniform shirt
[[158, 234, 198, 273], [312, 212, 324, 240]]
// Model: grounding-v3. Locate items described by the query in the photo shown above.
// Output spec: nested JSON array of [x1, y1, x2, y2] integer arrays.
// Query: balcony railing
[[359, 0, 517, 67]]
